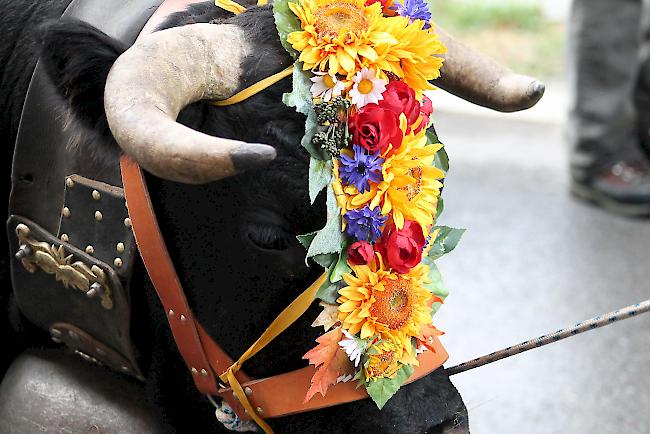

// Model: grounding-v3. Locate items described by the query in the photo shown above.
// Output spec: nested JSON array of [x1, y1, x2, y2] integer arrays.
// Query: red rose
[[376, 220, 426, 274], [350, 105, 403, 154], [379, 81, 421, 130], [414, 95, 434, 134], [347, 241, 374, 266]]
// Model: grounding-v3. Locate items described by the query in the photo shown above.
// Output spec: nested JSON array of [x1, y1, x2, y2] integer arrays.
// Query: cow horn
[[436, 26, 545, 112], [104, 23, 276, 184]]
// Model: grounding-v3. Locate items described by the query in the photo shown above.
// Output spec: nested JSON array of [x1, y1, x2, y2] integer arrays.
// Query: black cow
[[0, 1, 543, 432]]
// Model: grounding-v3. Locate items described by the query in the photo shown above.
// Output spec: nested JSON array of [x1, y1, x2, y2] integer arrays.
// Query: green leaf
[[426, 125, 449, 173], [283, 64, 327, 160], [316, 277, 343, 304], [435, 196, 444, 221], [306, 184, 344, 259], [272, 0, 301, 59], [434, 146, 450, 173], [313, 253, 337, 269], [330, 248, 352, 283], [425, 125, 439, 144], [297, 232, 316, 251], [427, 226, 465, 261], [309, 158, 332, 204], [365, 364, 414, 409], [422, 261, 450, 314]]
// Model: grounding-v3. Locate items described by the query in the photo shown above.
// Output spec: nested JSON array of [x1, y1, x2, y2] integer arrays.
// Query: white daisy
[[349, 67, 387, 108], [310, 72, 346, 102], [338, 329, 365, 367]]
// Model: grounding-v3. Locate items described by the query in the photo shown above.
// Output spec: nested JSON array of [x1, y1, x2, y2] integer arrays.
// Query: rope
[[447, 298, 650, 376]]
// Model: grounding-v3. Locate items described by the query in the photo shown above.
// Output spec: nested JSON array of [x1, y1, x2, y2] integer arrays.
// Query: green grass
[[432, 0, 545, 31], [428, 0, 565, 79]]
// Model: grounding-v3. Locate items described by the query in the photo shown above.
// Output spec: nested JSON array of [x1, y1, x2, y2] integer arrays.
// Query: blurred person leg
[[635, 0, 650, 158], [568, 0, 650, 216]]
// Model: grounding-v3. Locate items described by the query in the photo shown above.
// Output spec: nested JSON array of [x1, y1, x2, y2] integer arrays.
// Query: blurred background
[[428, 1, 650, 433]]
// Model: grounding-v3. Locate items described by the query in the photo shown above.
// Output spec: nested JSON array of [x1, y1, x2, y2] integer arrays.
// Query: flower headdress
[[273, 0, 465, 408]]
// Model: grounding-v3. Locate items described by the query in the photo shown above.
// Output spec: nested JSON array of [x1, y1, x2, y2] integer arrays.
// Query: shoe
[[570, 161, 650, 216]]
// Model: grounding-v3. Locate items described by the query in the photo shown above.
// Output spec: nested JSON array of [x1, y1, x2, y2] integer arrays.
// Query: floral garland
[[273, 0, 465, 409]]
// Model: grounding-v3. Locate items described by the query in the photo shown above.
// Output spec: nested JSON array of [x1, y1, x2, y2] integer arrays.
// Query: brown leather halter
[[120, 0, 448, 423]]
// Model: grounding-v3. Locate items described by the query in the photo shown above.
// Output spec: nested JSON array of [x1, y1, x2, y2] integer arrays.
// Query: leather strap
[[120, 156, 221, 395], [214, 333, 448, 418]]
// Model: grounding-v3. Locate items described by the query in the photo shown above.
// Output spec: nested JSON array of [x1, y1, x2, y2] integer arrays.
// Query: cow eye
[[245, 222, 291, 251]]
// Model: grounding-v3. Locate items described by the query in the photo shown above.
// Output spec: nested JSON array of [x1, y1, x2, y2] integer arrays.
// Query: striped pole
[[447, 299, 650, 376]]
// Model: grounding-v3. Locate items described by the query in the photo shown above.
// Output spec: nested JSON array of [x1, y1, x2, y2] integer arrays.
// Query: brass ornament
[[92, 190, 101, 201], [14, 223, 113, 309], [94, 211, 103, 221]]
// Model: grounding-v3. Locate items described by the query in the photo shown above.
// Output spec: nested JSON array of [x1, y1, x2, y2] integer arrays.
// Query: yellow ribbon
[[214, 0, 247, 14], [220, 272, 328, 433], [214, 0, 268, 15], [211, 66, 294, 107]]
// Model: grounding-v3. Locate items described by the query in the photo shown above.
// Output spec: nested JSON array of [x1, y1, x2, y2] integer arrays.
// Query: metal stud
[[68, 330, 80, 341], [15, 244, 31, 260], [245, 387, 253, 397], [124, 218, 132, 228], [191, 367, 198, 375], [121, 366, 130, 372], [92, 190, 101, 201], [87, 282, 104, 298], [200, 369, 208, 377], [116, 242, 125, 253], [256, 407, 264, 415], [50, 328, 62, 343], [62, 207, 70, 218], [65, 177, 75, 188], [60, 233, 69, 242], [113, 258, 123, 268], [180, 314, 186, 322], [94, 211, 103, 221], [169, 309, 175, 317], [85, 245, 95, 255]]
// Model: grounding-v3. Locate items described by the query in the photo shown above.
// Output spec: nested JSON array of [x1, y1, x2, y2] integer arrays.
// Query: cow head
[[39, 3, 543, 432]]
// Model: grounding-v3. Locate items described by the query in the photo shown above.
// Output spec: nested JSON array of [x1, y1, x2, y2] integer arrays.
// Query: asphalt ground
[[432, 112, 650, 434]]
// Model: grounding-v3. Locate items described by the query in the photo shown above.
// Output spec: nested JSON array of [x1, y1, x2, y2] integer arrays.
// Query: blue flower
[[339, 145, 384, 193], [344, 206, 387, 243], [393, 0, 432, 29]]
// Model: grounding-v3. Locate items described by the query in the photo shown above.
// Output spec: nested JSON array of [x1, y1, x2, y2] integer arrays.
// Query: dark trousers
[[568, 0, 650, 180]]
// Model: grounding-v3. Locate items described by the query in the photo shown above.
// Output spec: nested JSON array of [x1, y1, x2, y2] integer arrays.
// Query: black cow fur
[[1, 2, 469, 432]]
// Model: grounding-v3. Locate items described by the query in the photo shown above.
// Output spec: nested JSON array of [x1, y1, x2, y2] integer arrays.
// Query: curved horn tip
[[527, 80, 546, 104], [231, 143, 277, 173]]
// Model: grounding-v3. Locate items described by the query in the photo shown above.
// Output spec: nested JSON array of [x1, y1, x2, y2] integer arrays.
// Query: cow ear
[[39, 19, 126, 144]]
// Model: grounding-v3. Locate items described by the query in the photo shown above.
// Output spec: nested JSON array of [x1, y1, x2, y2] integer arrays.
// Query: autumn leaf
[[311, 302, 340, 331], [302, 327, 352, 402], [418, 323, 444, 352]]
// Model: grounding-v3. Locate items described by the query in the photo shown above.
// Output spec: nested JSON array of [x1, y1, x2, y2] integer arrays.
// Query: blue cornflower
[[338, 145, 384, 193], [344, 206, 387, 243], [393, 0, 432, 29]]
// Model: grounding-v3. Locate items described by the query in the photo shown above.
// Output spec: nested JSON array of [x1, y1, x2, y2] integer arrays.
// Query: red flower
[[365, 0, 394, 14], [347, 241, 374, 266], [376, 220, 426, 274], [414, 95, 434, 134], [379, 81, 421, 130], [350, 105, 403, 155]]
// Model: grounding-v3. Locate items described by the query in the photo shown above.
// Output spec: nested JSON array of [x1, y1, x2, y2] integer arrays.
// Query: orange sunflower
[[337, 256, 433, 356]]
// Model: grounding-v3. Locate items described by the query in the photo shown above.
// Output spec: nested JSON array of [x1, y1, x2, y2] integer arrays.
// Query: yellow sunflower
[[288, 0, 395, 77], [364, 340, 416, 381], [370, 128, 445, 232], [371, 17, 446, 94], [337, 256, 433, 356]]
